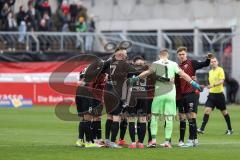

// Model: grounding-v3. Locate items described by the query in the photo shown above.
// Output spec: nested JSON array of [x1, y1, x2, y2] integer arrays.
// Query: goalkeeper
[[130, 49, 202, 148]]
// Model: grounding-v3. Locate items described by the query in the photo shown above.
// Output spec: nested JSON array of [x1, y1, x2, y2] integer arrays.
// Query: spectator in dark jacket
[[5, 11, 17, 31], [4, 11, 17, 50], [38, 0, 51, 17], [26, 1, 41, 31], [69, 1, 78, 22], [16, 5, 27, 43], [225, 76, 239, 104]]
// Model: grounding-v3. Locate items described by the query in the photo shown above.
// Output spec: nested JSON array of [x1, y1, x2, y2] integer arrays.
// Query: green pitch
[[0, 105, 240, 160]]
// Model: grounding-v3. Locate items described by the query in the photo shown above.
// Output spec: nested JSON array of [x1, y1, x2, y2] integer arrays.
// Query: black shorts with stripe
[[75, 86, 103, 116], [104, 83, 123, 115], [179, 92, 199, 113], [126, 99, 149, 117], [176, 98, 184, 113], [205, 92, 226, 111]]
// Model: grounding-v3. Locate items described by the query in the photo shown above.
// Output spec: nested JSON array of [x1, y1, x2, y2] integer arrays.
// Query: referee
[[198, 57, 233, 135]]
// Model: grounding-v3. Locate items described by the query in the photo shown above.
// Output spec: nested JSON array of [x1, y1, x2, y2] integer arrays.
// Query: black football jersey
[[107, 60, 135, 97]]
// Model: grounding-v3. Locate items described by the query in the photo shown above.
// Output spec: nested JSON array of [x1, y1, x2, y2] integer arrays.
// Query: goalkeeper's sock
[[200, 114, 209, 131], [105, 119, 112, 140], [164, 116, 173, 140], [111, 121, 119, 142], [148, 121, 152, 142], [179, 120, 186, 142], [120, 119, 128, 140], [137, 122, 146, 143], [78, 120, 85, 140], [224, 114, 232, 130], [150, 115, 158, 140], [129, 122, 136, 142]]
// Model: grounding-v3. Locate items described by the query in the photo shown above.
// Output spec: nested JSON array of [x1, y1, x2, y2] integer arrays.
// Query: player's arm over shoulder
[[192, 58, 210, 70], [138, 67, 154, 79]]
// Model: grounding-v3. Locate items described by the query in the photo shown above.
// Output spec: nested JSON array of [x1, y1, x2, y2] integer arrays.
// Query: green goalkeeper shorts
[[151, 94, 177, 116]]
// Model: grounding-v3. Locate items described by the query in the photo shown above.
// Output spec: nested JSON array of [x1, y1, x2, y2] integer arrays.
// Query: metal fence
[[0, 31, 234, 73]]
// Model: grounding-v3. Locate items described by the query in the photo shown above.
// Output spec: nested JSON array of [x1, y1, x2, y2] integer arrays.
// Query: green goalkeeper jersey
[[151, 59, 180, 97]]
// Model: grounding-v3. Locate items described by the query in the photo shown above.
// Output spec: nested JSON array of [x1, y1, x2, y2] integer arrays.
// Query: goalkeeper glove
[[190, 80, 203, 92], [129, 76, 139, 86]]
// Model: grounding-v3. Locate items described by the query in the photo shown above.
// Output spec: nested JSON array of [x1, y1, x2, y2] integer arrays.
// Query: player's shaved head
[[114, 49, 127, 60], [159, 49, 169, 59]]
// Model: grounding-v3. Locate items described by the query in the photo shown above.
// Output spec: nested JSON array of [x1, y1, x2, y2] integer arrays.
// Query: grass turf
[[0, 104, 240, 160]]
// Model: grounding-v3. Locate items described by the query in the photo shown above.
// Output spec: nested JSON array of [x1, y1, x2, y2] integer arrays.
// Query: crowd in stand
[[0, 0, 96, 51]]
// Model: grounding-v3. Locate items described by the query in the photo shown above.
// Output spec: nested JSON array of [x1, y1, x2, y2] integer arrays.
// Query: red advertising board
[[0, 83, 77, 106]]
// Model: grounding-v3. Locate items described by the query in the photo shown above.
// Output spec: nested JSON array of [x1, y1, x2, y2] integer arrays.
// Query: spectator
[[38, 18, 50, 51], [42, 12, 53, 31], [59, 0, 70, 31], [38, 0, 51, 17], [26, 1, 41, 31], [69, 1, 78, 23], [16, 5, 27, 43], [5, 11, 17, 31], [77, 2, 87, 21], [61, 0, 69, 15], [1, 3, 11, 29], [39, 18, 47, 31], [76, 16, 87, 32], [75, 16, 87, 50], [225, 76, 239, 104], [85, 15, 95, 51], [4, 11, 17, 50]]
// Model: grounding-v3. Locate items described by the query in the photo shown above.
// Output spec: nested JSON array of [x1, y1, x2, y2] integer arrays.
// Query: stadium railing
[[0, 31, 233, 71]]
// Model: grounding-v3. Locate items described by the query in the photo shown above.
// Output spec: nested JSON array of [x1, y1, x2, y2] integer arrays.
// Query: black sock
[[92, 121, 102, 140], [78, 121, 85, 140], [179, 120, 186, 142], [105, 119, 112, 140], [192, 118, 197, 139], [120, 119, 128, 140], [148, 121, 152, 142], [92, 121, 97, 140], [96, 121, 102, 140], [137, 122, 146, 143], [200, 114, 209, 131], [84, 121, 93, 142], [224, 114, 232, 130], [129, 122, 135, 142], [111, 121, 119, 142], [188, 119, 194, 140]]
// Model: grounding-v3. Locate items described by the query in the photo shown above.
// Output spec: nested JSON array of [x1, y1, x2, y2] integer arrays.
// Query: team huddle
[[75, 45, 233, 148]]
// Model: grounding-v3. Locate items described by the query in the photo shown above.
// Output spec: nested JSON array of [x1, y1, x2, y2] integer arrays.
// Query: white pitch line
[[198, 141, 240, 145], [0, 142, 240, 147]]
